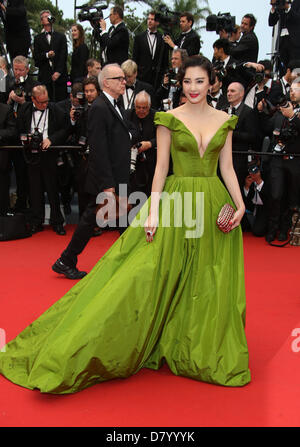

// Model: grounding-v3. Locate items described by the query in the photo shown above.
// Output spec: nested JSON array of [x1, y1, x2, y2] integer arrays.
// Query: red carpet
[[0, 226, 299, 427]]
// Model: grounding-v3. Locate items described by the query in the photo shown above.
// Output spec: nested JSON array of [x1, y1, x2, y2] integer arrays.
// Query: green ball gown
[[0, 112, 251, 394]]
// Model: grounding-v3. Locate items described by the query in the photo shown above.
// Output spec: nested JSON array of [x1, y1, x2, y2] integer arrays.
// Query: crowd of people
[[0, 3, 300, 245]]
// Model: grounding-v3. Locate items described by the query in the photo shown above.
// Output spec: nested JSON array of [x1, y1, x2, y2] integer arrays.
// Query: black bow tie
[[126, 84, 135, 90], [45, 31, 52, 36], [149, 31, 157, 35], [208, 96, 218, 103]]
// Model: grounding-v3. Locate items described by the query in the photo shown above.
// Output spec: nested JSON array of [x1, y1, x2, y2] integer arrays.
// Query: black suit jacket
[[226, 103, 260, 151], [33, 31, 68, 84], [174, 29, 201, 56], [117, 80, 155, 109], [0, 103, 17, 143], [269, 0, 300, 47], [230, 31, 259, 63], [16, 102, 69, 146], [132, 31, 169, 88], [3, 0, 31, 58], [85, 92, 134, 196], [242, 179, 269, 212], [99, 22, 129, 65]]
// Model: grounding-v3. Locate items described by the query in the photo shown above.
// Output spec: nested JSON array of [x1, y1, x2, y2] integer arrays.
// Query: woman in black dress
[[70, 24, 89, 83]]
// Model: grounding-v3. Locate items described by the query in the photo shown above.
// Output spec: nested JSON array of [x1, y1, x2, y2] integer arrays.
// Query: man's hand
[[52, 72, 61, 82], [8, 90, 25, 105], [280, 102, 295, 118], [163, 35, 175, 49], [42, 138, 51, 150], [244, 62, 265, 72], [48, 50, 55, 59], [138, 141, 152, 153], [99, 19, 106, 32], [0, 3, 6, 12], [257, 99, 266, 112], [244, 174, 254, 191], [250, 171, 263, 185]]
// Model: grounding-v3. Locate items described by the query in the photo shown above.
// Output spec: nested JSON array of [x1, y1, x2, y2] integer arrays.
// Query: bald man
[[224, 82, 260, 189]]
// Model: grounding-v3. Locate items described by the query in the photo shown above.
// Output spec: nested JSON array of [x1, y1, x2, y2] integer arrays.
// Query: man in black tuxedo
[[269, 0, 300, 74], [33, 10, 68, 102], [17, 85, 68, 235], [164, 12, 201, 57], [52, 64, 136, 279], [207, 72, 228, 110], [212, 38, 243, 94], [225, 82, 260, 190], [6, 55, 37, 212], [118, 59, 155, 110], [98, 6, 129, 66], [0, 103, 17, 215], [231, 14, 259, 63], [125, 90, 157, 199], [132, 11, 169, 89], [0, 0, 31, 59]]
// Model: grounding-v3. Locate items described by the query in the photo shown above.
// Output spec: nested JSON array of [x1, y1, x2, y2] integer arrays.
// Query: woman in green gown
[[0, 56, 251, 394]]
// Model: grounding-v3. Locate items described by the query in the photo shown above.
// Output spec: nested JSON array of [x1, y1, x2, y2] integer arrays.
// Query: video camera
[[206, 12, 236, 35], [77, 2, 108, 27], [271, 0, 292, 10], [155, 4, 180, 34], [47, 14, 56, 24]]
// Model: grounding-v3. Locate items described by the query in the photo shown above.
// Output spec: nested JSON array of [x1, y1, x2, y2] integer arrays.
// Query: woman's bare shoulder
[[210, 108, 230, 125]]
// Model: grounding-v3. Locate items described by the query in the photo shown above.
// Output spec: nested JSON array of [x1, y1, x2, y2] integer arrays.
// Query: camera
[[73, 91, 85, 120], [271, 0, 292, 10], [165, 68, 178, 87], [21, 128, 43, 164], [213, 61, 227, 80], [77, 3, 108, 26], [154, 5, 180, 34], [47, 15, 56, 24], [206, 12, 236, 35], [56, 150, 75, 169], [14, 76, 26, 97], [273, 123, 298, 152], [130, 143, 146, 174]]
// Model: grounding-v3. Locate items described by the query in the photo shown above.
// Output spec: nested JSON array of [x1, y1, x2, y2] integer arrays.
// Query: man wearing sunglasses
[[17, 85, 68, 235], [53, 64, 138, 279]]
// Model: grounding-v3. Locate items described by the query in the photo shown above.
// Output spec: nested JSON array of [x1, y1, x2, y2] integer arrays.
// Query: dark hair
[[287, 60, 300, 72], [71, 82, 83, 96], [112, 6, 124, 19], [258, 59, 272, 71], [178, 56, 216, 86], [72, 23, 85, 49], [83, 76, 100, 93], [213, 38, 230, 55], [180, 12, 194, 26], [243, 14, 257, 28], [86, 58, 100, 68]]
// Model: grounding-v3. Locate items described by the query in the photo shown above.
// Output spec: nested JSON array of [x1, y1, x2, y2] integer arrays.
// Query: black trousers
[[10, 149, 29, 210], [279, 35, 300, 75], [0, 149, 10, 215], [45, 82, 68, 103], [268, 156, 300, 232], [27, 151, 64, 226], [73, 153, 90, 218], [233, 153, 248, 191], [246, 205, 268, 237]]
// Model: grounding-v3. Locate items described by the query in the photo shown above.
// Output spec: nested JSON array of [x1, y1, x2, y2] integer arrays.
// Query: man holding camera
[[17, 85, 68, 235], [98, 6, 129, 66], [33, 10, 68, 102], [164, 12, 200, 57], [231, 14, 259, 63], [258, 77, 300, 242], [269, 0, 300, 74]]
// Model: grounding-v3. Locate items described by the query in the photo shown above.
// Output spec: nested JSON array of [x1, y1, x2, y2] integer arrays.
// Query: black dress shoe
[[265, 230, 276, 243], [31, 224, 44, 234], [52, 224, 66, 235], [278, 231, 288, 242], [52, 259, 87, 280]]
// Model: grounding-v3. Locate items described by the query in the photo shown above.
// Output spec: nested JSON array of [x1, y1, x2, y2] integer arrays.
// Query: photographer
[[244, 59, 283, 110], [243, 157, 269, 237], [33, 10, 68, 102], [118, 60, 155, 110], [207, 72, 228, 110], [86, 59, 101, 78], [125, 90, 157, 198], [163, 12, 200, 57], [0, 56, 14, 104], [257, 77, 300, 242], [132, 11, 169, 90], [279, 59, 300, 96], [0, 103, 17, 216], [17, 85, 68, 235], [97, 6, 129, 66], [269, 0, 300, 74], [155, 48, 188, 110], [231, 14, 259, 63]]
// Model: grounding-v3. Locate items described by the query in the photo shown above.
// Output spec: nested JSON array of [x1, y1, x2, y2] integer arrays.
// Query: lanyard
[[125, 88, 135, 109], [32, 109, 47, 135]]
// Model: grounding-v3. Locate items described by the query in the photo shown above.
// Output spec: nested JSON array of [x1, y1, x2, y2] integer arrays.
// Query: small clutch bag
[[216, 203, 235, 233]]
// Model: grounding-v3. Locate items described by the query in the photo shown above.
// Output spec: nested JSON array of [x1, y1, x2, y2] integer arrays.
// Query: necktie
[[113, 99, 118, 107], [109, 26, 115, 37], [231, 107, 236, 115]]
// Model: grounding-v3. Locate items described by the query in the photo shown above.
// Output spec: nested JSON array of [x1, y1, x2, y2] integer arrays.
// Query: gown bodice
[[154, 112, 238, 178]]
